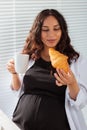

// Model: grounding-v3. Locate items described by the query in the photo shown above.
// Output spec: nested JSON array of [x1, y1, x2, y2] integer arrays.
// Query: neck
[[41, 48, 50, 62]]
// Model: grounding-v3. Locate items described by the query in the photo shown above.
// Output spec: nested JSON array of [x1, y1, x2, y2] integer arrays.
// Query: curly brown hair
[[22, 9, 79, 64]]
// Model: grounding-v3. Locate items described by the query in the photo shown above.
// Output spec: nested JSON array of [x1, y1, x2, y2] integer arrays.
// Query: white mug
[[15, 53, 29, 74]]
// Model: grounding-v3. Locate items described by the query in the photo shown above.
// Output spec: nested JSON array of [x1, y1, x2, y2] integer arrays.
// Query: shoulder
[[71, 54, 87, 68], [70, 54, 87, 76], [77, 54, 87, 64], [76, 54, 87, 71]]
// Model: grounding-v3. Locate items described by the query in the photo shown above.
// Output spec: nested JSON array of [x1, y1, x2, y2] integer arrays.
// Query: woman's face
[[41, 16, 62, 49]]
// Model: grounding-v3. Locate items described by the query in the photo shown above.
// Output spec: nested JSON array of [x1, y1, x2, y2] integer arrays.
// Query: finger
[[7, 65, 16, 74], [10, 59, 15, 64], [54, 73, 65, 84], [68, 68, 74, 75], [56, 69, 67, 82], [55, 80, 63, 86], [7, 59, 14, 67], [7, 61, 15, 72], [7, 62, 14, 68]]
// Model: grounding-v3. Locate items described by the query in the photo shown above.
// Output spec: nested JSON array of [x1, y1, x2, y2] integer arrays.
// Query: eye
[[42, 29, 49, 32], [54, 27, 61, 31]]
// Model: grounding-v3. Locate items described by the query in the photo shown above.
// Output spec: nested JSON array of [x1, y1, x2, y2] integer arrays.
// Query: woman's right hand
[[7, 59, 22, 90], [7, 59, 17, 74]]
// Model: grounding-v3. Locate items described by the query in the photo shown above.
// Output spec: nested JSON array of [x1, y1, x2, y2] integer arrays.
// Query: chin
[[47, 44, 57, 48]]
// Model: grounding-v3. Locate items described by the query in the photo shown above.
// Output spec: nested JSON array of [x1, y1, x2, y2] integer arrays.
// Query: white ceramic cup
[[15, 53, 29, 74]]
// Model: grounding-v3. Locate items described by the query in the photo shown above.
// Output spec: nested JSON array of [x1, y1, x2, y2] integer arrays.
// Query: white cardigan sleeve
[[66, 55, 87, 109]]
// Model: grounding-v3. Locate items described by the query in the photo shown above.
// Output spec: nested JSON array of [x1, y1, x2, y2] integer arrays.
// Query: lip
[[47, 39, 56, 42]]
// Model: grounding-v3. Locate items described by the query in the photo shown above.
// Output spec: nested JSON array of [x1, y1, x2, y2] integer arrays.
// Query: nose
[[48, 30, 55, 37]]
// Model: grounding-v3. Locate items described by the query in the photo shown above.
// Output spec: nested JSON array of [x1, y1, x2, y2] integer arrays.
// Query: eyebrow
[[42, 24, 60, 28]]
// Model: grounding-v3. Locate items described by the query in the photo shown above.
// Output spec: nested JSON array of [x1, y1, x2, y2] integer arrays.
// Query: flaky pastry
[[49, 48, 69, 73]]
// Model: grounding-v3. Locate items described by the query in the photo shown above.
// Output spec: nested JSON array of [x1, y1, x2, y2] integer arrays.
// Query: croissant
[[49, 48, 69, 73]]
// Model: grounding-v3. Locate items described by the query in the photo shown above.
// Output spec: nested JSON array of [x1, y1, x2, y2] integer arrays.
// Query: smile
[[47, 39, 56, 42]]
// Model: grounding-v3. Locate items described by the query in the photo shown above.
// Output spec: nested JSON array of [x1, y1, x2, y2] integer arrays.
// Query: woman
[[7, 9, 87, 130]]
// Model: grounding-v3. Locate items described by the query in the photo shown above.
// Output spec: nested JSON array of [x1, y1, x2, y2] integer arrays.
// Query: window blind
[[0, 0, 18, 118], [61, 0, 87, 56]]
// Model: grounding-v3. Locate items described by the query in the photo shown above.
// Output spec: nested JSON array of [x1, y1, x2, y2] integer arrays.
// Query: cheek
[[57, 31, 62, 39], [41, 32, 46, 41]]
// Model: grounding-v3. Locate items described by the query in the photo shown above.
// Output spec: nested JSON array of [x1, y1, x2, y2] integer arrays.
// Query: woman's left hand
[[54, 68, 76, 87], [54, 68, 80, 99]]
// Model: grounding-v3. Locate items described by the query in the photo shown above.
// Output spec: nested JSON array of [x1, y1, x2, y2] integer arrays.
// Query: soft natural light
[[0, 0, 87, 122]]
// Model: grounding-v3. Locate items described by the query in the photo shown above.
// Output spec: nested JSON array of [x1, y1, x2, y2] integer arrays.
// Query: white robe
[[65, 55, 87, 130]]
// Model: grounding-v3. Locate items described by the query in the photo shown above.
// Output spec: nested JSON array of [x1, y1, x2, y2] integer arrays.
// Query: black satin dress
[[12, 58, 70, 130]]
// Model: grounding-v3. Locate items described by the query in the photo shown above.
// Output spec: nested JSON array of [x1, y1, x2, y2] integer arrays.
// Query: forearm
[[11, 73, 21, 90], [68, 81, 80, 100]]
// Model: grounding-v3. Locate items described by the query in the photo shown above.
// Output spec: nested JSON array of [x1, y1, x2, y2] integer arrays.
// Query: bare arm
[[7, 59, 21, 90], [11, 73, 21, 90]]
